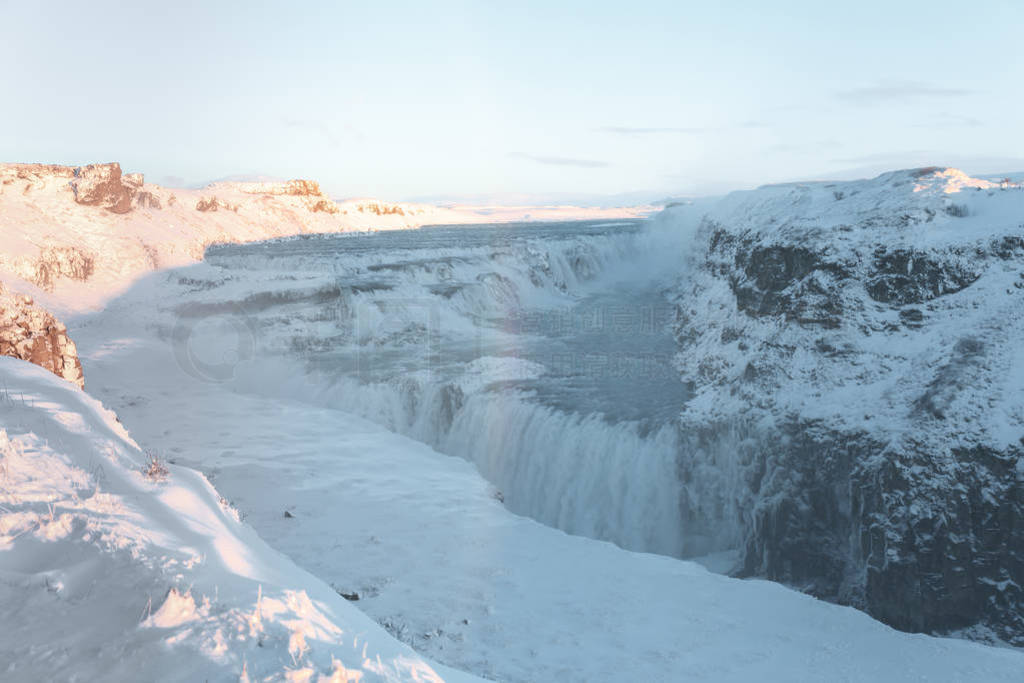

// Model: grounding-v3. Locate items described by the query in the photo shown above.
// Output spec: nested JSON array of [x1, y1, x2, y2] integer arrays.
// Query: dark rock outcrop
[[865, 247, 982, 305]]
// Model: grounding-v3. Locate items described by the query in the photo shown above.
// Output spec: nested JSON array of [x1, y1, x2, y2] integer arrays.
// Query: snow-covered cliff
[[663, 167, 1024, 644]]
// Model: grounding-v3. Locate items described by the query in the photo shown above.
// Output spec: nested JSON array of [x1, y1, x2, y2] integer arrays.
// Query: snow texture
[[0, 357, 471, 682]]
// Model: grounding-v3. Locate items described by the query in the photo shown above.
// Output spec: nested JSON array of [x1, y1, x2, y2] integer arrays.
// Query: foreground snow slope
[[67, 293, 1024, 682], [0, 357, 472, 682]]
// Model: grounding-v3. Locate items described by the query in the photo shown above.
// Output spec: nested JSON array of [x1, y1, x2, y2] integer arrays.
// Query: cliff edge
[[664, 167, 1024, 644]]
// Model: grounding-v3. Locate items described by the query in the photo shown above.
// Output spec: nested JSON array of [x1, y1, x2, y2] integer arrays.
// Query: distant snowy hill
[[0, 162, 652, 312]]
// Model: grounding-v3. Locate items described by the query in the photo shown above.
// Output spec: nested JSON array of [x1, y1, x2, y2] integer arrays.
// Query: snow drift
[[0, 356, 470, 681]]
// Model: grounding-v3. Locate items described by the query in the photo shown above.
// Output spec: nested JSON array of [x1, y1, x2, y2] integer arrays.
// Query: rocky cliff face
[[0, 283, 84, 388], [69, 162, 141, 213], [2, 162, 141, 214], [667, 168, 1024, 645]]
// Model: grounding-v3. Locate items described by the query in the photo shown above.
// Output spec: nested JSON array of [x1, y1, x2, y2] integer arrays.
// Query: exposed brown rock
[[242, 179, 324, 197], [11, 164, 75, 180], [357, 201, 404, 216], [1, 164, 74, 195], [71, 162, 139, 214], [0, 283, 84, 388], [195, 196, 238, 212], [135, 191, 162, 209], [22, 246, 96, 292], [283, 179, 322, 196], [237, 179, 339, 213], [196, 196, 220, 212], [309, 198, 339, 214]]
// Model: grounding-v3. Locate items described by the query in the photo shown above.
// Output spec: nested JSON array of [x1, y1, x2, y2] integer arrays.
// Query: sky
[[2, 0, 1022, 202]]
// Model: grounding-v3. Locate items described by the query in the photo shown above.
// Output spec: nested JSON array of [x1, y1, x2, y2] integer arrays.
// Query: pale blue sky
[[2, 1, 1022, 201]]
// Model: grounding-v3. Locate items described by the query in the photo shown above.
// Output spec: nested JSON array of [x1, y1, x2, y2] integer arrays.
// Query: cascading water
[[195, 218, 707, 558]]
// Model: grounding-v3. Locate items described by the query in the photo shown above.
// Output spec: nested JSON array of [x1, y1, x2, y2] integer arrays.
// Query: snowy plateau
[[1, 162, 1023, 681]]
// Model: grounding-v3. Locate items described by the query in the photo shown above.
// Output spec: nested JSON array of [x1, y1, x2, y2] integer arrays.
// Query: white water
[[188, 217, 708, 557]]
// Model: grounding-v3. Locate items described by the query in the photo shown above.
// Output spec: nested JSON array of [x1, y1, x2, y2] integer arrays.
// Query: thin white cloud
[[510, 152, 609, 168], [836, 81, 973, 105], [831, 150, 937, 164], [767, 139, 842, 154], [598, 126, 704, 135], [911, 113, 983, 128]]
